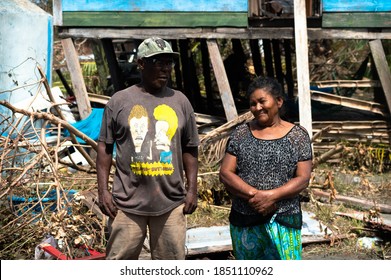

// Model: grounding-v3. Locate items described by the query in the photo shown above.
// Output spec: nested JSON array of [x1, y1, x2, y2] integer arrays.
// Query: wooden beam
[[206, 39, 238, 121], [294, 0, 312, 137], [58, 27, 391, 40], [61, 38, 91, 119], [62, 12, 248, 28], [322, 13, 391, 28], [369, 40, 391, 115], [310, 90, 388, 116], [315, 80, 381, 88]]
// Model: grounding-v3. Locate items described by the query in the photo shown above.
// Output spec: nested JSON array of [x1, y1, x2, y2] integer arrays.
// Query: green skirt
[[230, 216, 302, 260]]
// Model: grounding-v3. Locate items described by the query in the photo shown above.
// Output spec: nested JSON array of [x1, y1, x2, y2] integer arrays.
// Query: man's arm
[[182, 146, 198, 214], [96, 141, 117, 219]]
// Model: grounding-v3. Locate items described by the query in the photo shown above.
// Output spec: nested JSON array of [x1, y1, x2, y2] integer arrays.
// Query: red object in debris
[[40, 244, 106, 260]]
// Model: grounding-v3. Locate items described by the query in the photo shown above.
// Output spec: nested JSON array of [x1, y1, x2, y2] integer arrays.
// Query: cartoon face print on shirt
[[128, 105, 149, 153], [128, 104, 178, 176], [153, 104, 178, 164]]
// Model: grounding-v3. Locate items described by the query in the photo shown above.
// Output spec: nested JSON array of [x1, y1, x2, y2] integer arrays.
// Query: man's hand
[[183, 191, 198, 214], [98, 189, 117, 219]]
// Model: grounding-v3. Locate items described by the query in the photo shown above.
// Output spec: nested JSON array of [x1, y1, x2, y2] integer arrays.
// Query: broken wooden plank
[[194, 113, 225, 125], [61, 38, 92, 119], [206, 39, 238, 122], [313, 145, 344, 168], [88, 93, 110, 105], [310, 90, 388, 116], [302, 234, 353, 246]]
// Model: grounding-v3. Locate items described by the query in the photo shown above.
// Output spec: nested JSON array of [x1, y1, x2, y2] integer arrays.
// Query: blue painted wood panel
[[62, 0, 248, 12], [323, 0, 391, 12]]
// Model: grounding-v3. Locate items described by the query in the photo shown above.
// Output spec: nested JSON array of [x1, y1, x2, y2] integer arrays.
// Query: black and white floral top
[[226, 123, 312, 219]]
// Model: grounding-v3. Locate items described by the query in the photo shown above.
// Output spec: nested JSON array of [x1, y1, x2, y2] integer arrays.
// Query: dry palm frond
[[199, 111, 253, 167]]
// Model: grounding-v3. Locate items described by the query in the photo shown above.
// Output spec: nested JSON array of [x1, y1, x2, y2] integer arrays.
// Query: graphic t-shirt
[[99, 85, 199, 216]]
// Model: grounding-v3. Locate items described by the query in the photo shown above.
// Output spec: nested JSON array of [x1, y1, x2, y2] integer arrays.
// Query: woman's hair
[[246, 76, 285, 101], [246, 76, 287, 117]]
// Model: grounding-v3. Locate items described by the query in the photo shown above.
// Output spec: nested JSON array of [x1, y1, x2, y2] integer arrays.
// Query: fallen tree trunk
[[311, 189, 391, 214]]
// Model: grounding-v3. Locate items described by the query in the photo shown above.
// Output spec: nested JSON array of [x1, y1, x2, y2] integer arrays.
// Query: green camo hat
[[137, 37, 179, 59]]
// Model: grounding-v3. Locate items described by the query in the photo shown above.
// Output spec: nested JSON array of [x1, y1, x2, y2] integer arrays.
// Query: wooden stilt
[[61, 38, 92, 119]]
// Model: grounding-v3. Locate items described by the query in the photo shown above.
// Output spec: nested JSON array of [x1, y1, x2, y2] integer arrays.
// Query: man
[[97, 37, 199, 260]]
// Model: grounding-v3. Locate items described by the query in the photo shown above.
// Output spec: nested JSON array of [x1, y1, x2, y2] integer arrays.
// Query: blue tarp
[[9, 189, 78, 216], [63, 108, 104, 144]]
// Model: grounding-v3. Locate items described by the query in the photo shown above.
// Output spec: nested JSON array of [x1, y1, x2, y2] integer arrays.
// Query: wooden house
[[53, 0, 391, 160]]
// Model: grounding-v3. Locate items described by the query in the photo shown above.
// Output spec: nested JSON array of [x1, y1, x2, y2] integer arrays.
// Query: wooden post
[[262, 39, 274, 77], [91, 39, 110, 92], [189, 48, 203, 113], [250, 39, 263, 77], [201, 39, 214, 112], [207, 39, 238, 121], [171, 40, 183, 91], [369, 40, 391, 114], [294, 0, 312, 137], [101, 39, 125, 94], [272, 39, 284, 88], [284, 39, 294, 98], [61, 38, 92, 119], [306, 0, 313, 17], [179, 39, 194, 106], [52, 0, 62, 26]]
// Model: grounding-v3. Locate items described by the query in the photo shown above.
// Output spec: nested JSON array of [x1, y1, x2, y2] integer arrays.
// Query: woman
[[219, 77, 312, 260]]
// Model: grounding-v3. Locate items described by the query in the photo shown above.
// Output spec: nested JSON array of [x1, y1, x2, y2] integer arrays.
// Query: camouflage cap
[[137, 37, 179, 59]]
